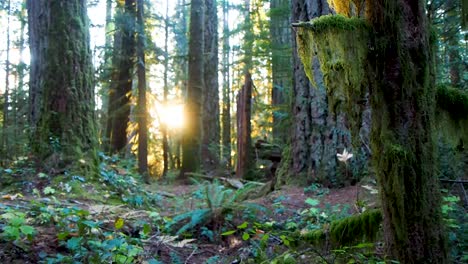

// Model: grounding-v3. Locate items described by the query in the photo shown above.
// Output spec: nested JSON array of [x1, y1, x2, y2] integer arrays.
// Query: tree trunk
[[235, 0, 255, 179], [27, 0, 98, 171], [2, 0, 11, 162], [173, 0, 189, 172], [236, 72, 253, 178], [100, 0, 113, 146], [270, 0, 292, 144], [445, 0, 462, 87], [136, 0, 148, 181], [288, 0, 354, 186], [368, 1, 447, 262], [221, 0, 232, 169], [162, 0, 170, 177], [14, 3, 27, 157], [27, 0, 47, 130], [202, 0, 220, 171], [107, 0, 136, 154], [180, 0, 204, 177]]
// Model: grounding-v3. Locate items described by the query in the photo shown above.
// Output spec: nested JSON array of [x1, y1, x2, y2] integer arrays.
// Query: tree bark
[[27, 0, 98, 170], [270, 0, 292, 144], [235, 0, 254, 179], [368, 1, 447, 262], [136, 0, 148, 180], [107, 0, 136, 154], [173, 0, 189, 171], [27, 0, 48, 129], [180, 0, 204, 177], [202, 0, 220, 171], [162, 0, 170, 177], [221, 0, 232, 169], [289, 0, 353, 186], [2, 0, 11, 162], [445, 0, 462, 87], [100, 0, 113, 146], [236, 72, 253, 178]]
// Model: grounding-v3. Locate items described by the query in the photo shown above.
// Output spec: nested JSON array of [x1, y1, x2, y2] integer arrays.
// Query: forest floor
[[0, 172, 379, 264]]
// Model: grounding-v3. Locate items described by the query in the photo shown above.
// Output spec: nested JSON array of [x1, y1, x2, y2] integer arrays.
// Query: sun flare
[[153, 103, 185, 130]]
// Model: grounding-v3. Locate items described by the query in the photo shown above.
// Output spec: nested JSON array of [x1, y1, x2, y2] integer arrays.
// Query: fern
[[168, 180, 265, 236]]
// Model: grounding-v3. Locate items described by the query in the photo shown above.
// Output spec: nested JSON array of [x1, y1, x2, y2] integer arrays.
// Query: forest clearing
[[0, 0, 467, 263]]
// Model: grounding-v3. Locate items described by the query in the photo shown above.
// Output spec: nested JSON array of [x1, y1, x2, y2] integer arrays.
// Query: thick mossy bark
[[28, 0, 98, 174], [296, 1, 449, 262], [301, 209, 382, 247], [296, 15, 369, 142], [367, 1, 447, 262]]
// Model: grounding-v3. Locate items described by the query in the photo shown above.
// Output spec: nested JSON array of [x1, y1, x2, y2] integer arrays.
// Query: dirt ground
[[0, 181, 379, 263]]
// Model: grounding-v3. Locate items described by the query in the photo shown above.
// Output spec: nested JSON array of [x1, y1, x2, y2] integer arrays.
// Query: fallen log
[[184, 172, 265, 189]]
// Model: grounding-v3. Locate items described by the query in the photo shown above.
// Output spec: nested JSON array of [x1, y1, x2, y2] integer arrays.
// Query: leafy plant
[[0, 210, 36, 250], [441, 193, 468, 262], [167, 180, 265, 239]]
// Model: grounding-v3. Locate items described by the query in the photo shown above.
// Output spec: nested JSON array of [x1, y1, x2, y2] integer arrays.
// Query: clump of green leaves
[[0, 210, 36, 250], [441, 193, 468, 262], [39, 206, 149, 263]]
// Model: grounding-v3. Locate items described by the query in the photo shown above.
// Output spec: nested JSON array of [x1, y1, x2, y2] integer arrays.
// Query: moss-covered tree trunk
[[27, 0, 97, 171], [367, 1, 447, 262], [106, 0, 136, 154], [180, 0, 204, 177], [202, 0, 220, 171], [286, 0, 361, 187]]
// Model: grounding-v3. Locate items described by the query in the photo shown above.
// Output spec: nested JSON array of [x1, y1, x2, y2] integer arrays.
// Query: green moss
[[329, 209, 382, 246], [436, 85, 468, 121], [435, 85, 468, 145], [296, 15, 370, 143], [296, 14, 369, 34], [301, 229, 326, 245], [300, 209, 382, 247], [33, 1, 98, 177]]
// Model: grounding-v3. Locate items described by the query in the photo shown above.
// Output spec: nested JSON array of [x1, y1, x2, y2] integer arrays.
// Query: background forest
[[0, 0, 467, 263]]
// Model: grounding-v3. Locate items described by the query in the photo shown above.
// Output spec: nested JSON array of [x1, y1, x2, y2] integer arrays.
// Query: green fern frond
[[172, 208, 211, 235]]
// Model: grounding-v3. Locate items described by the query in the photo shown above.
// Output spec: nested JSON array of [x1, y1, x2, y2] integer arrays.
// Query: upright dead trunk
[[136, 0, 148, 180], [27, 0, 98, 171], [236, 72, 253, 178], [236, 0, 254, 179], [180, 0, 204, 177], [107, 0, 136, 154], [270, 0, 292, 143], [202, 0, 220, 171], [367, 1, 447, 262]]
